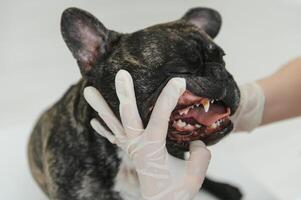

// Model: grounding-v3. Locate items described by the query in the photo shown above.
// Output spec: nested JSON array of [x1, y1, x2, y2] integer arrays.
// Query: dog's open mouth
[[167, 90, 233, 148]]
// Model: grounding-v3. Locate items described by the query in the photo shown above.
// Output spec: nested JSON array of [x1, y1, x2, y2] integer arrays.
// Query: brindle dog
[[28, 7, 242, 200]]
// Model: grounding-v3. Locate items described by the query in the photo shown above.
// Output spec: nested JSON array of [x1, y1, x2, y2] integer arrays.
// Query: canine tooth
[[195, 124, 201, 128], [211, 100, 214, 103], [177, 120, 186, 127], [202, 99, 210, 112], [196, 104, 200, 107]]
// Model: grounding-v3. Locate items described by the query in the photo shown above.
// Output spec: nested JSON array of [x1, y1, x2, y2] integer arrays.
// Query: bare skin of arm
[[257, 57, 301, 125]]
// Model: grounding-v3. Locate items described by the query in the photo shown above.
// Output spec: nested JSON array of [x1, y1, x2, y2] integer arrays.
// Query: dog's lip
[[148, 89, 232, 112], [176, 90, 231, 112], [168, 118, 232, 145], [203, 122, 233, 145], [143, 76, 239, 128], [167, 122, 233, 150], [165, 89, 233, 147]]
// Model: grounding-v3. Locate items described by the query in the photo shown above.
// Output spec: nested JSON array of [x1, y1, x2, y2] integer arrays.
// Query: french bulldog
[[28, 7, 242, 200]]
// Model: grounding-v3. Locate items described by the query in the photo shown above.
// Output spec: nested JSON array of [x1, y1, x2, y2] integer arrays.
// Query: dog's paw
[[215, 183, 243, 200], [202, 178, 243, 200]]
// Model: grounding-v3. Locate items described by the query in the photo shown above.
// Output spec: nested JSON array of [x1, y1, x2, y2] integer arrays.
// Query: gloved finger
[[83, 86, 124, 138], [186, 140, 211, 179], [90, 118, 116, 144], [115, 70, 144, 137], [146, 78, 186, 140]]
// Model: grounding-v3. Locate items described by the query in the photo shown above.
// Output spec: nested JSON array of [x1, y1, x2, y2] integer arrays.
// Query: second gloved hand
[[231, 82, 265, 133]]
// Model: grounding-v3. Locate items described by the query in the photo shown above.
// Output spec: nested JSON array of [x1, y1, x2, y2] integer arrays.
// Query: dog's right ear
[[61, 8, 121, 77]]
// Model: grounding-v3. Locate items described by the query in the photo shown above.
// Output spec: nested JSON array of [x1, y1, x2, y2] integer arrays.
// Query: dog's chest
[[113, 150, 142, 200]]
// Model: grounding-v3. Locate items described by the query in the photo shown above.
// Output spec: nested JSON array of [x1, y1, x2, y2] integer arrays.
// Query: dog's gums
[[167, 90, 232, 147]]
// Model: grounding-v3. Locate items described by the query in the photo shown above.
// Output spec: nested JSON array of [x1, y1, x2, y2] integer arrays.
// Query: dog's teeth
[[210, 123, 217, 128], [211, 99, 214, 103], [186, 124, 194, 129], [195, 124, 201, 128], [179, 108, 189, 115], [196, 104, 200, 107], [201, 99, 210, 112], [177, 120, 186, 127]]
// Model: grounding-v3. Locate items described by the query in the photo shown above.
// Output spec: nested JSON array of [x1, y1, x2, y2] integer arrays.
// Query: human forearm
[[232, 57, 301, 133], [257, 57, 301, 125]]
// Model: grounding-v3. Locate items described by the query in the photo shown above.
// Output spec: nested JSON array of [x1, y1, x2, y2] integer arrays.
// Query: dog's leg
[[29, 120, 123, 200], [202, 177, 243, 200]]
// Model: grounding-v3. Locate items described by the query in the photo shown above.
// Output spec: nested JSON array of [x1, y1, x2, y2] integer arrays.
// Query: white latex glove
[[83, 70, 211, 200], [231, 82, 265, 133]]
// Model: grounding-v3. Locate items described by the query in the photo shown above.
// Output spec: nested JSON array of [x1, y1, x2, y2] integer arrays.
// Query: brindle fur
[[28, 7, 242, 200]]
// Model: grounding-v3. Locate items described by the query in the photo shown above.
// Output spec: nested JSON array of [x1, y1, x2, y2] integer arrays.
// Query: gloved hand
[[231, 82, 265, 133], [84, 70, 211, 200]]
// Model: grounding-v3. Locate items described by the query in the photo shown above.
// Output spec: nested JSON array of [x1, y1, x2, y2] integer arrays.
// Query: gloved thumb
[[186, 141, 211, 179]]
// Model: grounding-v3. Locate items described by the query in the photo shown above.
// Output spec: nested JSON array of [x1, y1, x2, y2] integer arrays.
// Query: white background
[[1, 0, 301, 199]]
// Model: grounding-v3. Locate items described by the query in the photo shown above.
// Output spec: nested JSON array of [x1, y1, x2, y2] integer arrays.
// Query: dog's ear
[[61, 8, 120, 76], [182, 7, 222, 38]]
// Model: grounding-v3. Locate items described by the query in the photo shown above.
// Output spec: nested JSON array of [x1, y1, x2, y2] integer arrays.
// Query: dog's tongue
[[186, 104, 229, 126]]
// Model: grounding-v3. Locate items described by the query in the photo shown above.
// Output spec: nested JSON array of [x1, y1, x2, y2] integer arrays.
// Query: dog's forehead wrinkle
[[117, 25, 214, 72]]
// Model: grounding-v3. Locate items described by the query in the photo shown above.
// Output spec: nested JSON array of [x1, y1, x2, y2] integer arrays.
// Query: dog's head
[[61, 7, 240, 154]]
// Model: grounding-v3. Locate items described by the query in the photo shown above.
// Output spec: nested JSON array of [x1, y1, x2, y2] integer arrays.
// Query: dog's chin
[[160, 90, 234, 151]]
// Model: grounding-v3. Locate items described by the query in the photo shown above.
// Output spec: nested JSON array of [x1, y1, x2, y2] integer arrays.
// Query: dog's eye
[[161, 61, 200, 76], [207, 43, 215, 51], [206, 43, 225, 56], [205, 43, 225, 62]]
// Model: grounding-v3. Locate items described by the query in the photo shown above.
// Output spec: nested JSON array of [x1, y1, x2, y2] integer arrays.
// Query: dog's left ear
[[182, 7, 222, 38]]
